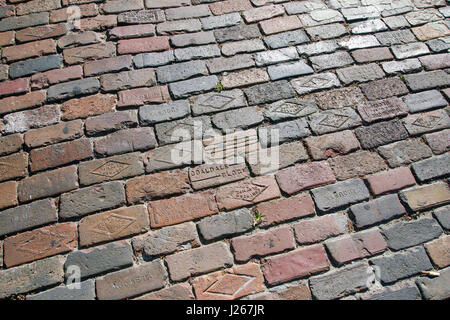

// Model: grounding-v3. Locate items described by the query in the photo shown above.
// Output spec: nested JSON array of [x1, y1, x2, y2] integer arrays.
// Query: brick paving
[[0, 0, 449, 301]]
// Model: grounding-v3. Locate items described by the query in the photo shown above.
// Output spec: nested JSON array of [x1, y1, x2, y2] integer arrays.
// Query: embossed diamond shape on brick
[[300, 76, 332, 88], [230, 182, 268, 202], [273, 102, 307, 115], [91, 160, 130, 178], [205, 274, 255, 297], [200, 94, 234, 110], [319, 114, 350, 128], [17, 231, 66, 255], [412, 116, 441, 128], [91, 213, 136, 236]]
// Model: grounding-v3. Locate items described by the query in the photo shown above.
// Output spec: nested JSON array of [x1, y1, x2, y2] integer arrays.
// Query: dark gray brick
[[362, 284, 421, 300], [404, 70, 450, 91], [411, 153, 450, 182], [59, 181, 126, 219], [133, 51, 175, 68], [157, 60, 207, 84], [10, 55, 63, 79], [426, 37, 450, 53], [375, 29, 416, 45], [212, 107, 264, 131], [309, 263, 370, 300], [434, 205, 450, 230], [118, 9, 165, 24], [308, 107, 362, 135], [197, 209, 254, 241], [169, 75, 218, 98], [381, 217, 443, 250], [264, 29, 309, 49], [139, 100, 191, 124], [416, 267, 450, 300], [244, 80, 295, 106], [371, 247, 433, 284], [47, 78, 100, 102], [206, 54, 255, 74], [0, 199, 57, 237], [27, 280, 95, 300], [0, 12, 49, 32], [155, 116, 212, 145], [214, 24, 260, 43], [350, 194, 406, 229], [355, 120, 409, 149], [311, 178, 370, 212], [258, 119, 311, 148], [190, 89, 246, 116], [378, 140, 433, 167], [65, 241, 133, 279]]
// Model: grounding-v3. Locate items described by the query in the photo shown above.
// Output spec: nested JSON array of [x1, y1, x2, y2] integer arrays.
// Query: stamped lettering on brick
[[189, 163, 249, 190]]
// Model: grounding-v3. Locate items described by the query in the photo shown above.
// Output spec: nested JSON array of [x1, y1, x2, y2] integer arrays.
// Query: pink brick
[[109, 24, 156, 39], [209, 0, 252, 15], [118, 36, 170, 54], [256, 193, 315, 227], [0, 90, 45, 115], [366, 167, 416, 196], [325, 229, 387, 265], [0, 78, 29, 98], [231, 226, 295, 262], [275, 161, 336, 195], [31, 66, 83, 89], [293, 214, 348, 244], [0, 31, 14, 47], [261, 245, 329, 285], [117, 86, 171, 108], [260, 15, 302, 35]]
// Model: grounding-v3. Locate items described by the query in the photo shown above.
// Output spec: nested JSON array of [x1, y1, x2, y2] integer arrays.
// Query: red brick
[[261, 245, 330, 285], [275, 161, 336, 195], [192, 263, 265, 300], [0, 181, 18, 210], [80, 15, 117, 31], [232, 226, 295, 262], [61, 93, 116, 120], [24, 120, 84, 148], [118, 36, 170, 54], [0, 31, 15, 47], [305, 130, 360, 160], [216, 176, 281, 211], [3, 222, 77, 267], [109, 24, 156, 39], [50, 3, 98, 23], [2, 39, 57, 62], [256, 193, 315, 227], [84, 55, 132, 76], [366, 167, 416, 196], [15, 24, 67, 43], [325, 229, 387, 265], [0, 152, 28, 183], [31, 65, 83, 89], [117, 86, 170, 108], [126, 169, 190, 204], [0, 90, 46, 115], [425, 235, 450, 268], [0, 78, 30, 98], [79, 205, 149, 247], [15, 0, 61, 16], [0, 134, 23, 156], [148, 191, 218, 228], [30, 138, 93, 172], [260, 15, 302, 35], [17, 165, 78, 202], [293, 213, 348, 244], [210, 0, 252, 15]]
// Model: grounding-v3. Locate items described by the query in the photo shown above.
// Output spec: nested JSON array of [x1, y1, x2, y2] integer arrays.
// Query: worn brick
[[135, 283, 194, 300], [64, 42, 115, 65], [264, 29, 309, 49], [378, 140, 432, 167], [0, 90, 46, 115], [0, 134, 23, 157], [101, 69, 156, 92], [260, 15, 302, 35], [245, 80, 295, 105], [57, 31, 102, 49], [361, 283, 421, 300], [210, 0, 252, 15], [190, 89, 246, 115], [61, 94, 115, 120], [85, 111, 138, 135], [294, 213, 348, 245], [425, 236, 450, 268], [96, 260, 166, 300], [412, 153, 450, 182], [305, 87, 366, 110], [0, 12, 49, 33], [27, 280, 95, 300], [305, 131, 360, 161], [214, 24, 260, 43], [2, 38, 56, 62], [171, 31, 215, 47], [0, 31, 14, 47], [60, 181, 126, 219], [360, 77, 409, 101], [117, 9, 164, 24], [118, 36, 169, 55], [9, 54, 63, 79], [311, 178, 370, 212], [31, 66, 83, 89], [117, 86, 170, 107], [200, 12, 242, 30], [0, 256, 64, 299], [328, 151, 387, 181], [221, 68, 268, 89], [155, 116, 212, 145], [0, 181, 18, 210], [84, 55, 132, 77], [367, 167, 416, 196], [4, 223, 77, 267], [126, 170, 190, 204], [262, 245, 329, 286], [308, 108, 362, 135], [109, 24, 155, 39], [382, 58, 422, 75], [404, 70, 450, 91], [291, 72, 341, 95], [166, 242, 233, 281], [0, 152, 28, 182], [355, 120, 409, 149], [403, 110, 450, 136], [79, 152, 144, 186], [0, 199, 57, 237], [297, 40, 339, 56], [358, 97, 409, 123], [424, 129, 450, 154], [417, 267, 450, 300], [0, 78, 30, 98], [299, 9, 344, 27], [337, 63, 385, 85], [401, 182, 450, 211], [405, 90, 447, 114], [169, 76, 218, 99], [16, 0, 61, 16], [47, 78, 100, 102]]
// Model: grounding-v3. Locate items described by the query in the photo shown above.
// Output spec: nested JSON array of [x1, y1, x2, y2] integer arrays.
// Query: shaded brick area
[[0, 0, 449, 301]]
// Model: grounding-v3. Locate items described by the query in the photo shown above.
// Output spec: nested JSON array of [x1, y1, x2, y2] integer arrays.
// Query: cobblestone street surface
[[0, 0, 449, 301]]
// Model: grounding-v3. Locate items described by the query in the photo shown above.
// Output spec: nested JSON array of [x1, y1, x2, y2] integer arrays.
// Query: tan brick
[[216, 176, 281, 210], [0, 152, 28, 183], [79, 205, 149, 247], [275, 161, 336, 195], [0, 90, 46, 115], [165, 242, 233, 281], [16, 0, 61, 16], [0, 133, 23, 156], [15, 24, 67, 43], [2, 39, 56, 62], [31, 65, 83, 89], [425, 235, 450, 268], [328, 151, 388, 180], [192, 263, 265, 300], [0, 181, 18, 210], [117, 86, 170, 108], [18, 166, 78, 202], [412, 22, 450, 41], [148, 191, 218, 228], [210, 0, 252, 15], [61, 94, 116, 120], [401, 182, 450, 211], [260, 15, 302, 35], [96, 260, 166, 300], [24, 120, 83, 148], [126, 169, 190, 204], [305, 130, 360, 160], [118, 36, 170, 54], [256, 193, 315, 227], [3, 223, 77, 267], [0, 31, 15, 47], [135, 283, 194, 300], [221, 68, 269, 89]]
